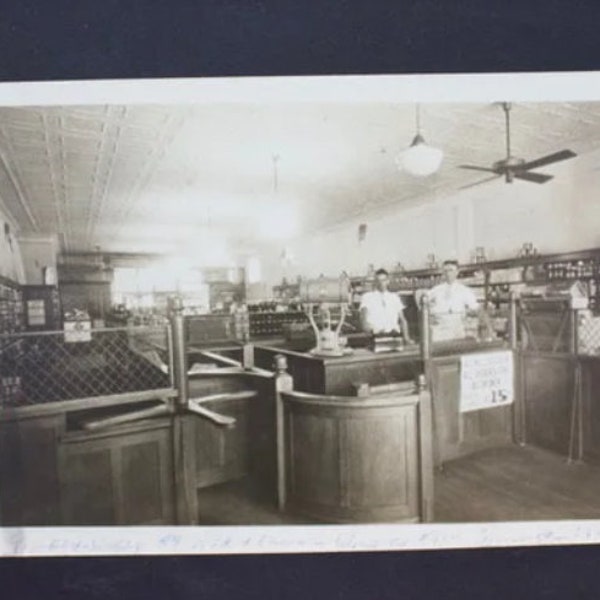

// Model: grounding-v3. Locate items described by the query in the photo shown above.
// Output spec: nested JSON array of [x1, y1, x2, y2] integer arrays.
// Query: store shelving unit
[[0, 275, 24, 334], [344, 248, 600, 311], [0, 275, 25, 403]]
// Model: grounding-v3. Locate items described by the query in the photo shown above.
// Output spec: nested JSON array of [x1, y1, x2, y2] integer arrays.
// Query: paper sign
[[26, 299, 46, 326], [460, 351, 514, 413], [64, 320, 92, 343]]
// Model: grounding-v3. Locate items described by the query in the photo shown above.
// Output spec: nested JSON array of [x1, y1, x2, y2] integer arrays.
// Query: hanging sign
[[460, 351, 514, 413]]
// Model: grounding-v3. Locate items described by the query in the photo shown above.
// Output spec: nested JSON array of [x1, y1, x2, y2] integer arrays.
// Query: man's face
[[442, 263, 458, 284], [375, 273, 389, 292]]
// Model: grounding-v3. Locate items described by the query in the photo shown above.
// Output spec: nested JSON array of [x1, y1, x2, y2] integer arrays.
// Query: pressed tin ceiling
[[1, 101, 600, 258]]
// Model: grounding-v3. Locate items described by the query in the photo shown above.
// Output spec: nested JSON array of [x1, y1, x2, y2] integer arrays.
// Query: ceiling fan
[[459, 102, 577, 187]]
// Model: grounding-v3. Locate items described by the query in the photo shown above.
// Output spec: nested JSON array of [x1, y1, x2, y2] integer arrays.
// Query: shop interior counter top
[[253, 344, 423, 395], [253, 343, 421, 362], [430, 338, 507, 358]]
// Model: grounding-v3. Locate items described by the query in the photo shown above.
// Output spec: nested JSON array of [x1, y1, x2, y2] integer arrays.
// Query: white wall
[[18, 235, 58, 284], [261, 147, 600, 285]]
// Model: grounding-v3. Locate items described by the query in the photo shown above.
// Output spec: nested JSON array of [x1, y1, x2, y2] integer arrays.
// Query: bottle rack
[[248, 310, 308, 338]]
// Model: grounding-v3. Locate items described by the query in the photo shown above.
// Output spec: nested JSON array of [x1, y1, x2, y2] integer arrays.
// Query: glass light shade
[[396, 134, 444, 177]]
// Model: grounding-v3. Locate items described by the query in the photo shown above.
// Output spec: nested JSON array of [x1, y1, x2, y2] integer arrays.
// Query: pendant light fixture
[[395, 104, 443, 177]]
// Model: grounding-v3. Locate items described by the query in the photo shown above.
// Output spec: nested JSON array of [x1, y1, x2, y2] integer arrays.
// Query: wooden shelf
[[273, 249, 600, 311], [345, 248, 600, 307]]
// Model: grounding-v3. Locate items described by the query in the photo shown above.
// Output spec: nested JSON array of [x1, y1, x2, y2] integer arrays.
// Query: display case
[[272, 278, 301, 303], [0, 276, 24, 334], [208, 282, 245, 312], [249, 310, 307, 338]]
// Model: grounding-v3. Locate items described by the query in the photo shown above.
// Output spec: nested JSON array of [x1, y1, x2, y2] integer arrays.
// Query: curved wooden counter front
[[280, 384, 433, 523]]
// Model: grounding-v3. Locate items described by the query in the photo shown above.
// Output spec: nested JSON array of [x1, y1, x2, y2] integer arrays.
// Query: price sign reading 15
[[460, 351, 514, 413]]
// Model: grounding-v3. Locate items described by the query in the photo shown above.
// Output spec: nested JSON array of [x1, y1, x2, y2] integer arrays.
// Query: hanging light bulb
[[395, 104, 443, 177]]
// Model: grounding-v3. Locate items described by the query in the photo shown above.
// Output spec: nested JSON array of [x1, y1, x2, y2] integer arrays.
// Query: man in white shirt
[[428, 260, 478, 315], [360, 268, 412, 341], [427, 259, 489, 340]]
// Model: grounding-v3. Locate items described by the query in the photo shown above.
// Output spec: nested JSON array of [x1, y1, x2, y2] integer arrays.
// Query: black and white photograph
[[3, 74, 600, 552]]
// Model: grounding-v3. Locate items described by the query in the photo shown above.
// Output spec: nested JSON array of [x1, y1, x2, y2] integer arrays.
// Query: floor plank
[[196, 444, 600, 525]]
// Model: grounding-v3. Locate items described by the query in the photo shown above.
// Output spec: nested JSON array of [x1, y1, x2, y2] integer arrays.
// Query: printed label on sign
[[26, 299, 46, 326], [460, 351, 513, 413]]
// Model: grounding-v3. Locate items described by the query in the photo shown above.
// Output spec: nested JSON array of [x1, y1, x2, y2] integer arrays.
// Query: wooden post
[[420, 295, 431, 362], [568, 361, 583, 464], [242, 343, 255, 369], [509, 292, 525, 446], [417, 374, 434, 522], [419, 294, 441, 469], [274, 354, 293, 511], [166, 321, 175, 389], [568, 307, 583, 464], [168, 296, 196, 524], [569, 307, 579, 356], [169, 296, 189, 408], [508, 292, 518, 352]]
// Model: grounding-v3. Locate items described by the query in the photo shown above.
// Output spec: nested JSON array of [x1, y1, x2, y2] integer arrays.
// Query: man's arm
[[425, 287, 440, 325], [360, 306, 372, 333], [399, 312, 413, 343], [465, 288, 494, 340], [395, 296, 413, 342], [464, 286, 480, 315]]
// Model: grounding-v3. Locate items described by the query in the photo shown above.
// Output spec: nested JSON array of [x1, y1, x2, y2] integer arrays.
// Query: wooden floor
[[435, 444, 600, 522], [196, 444, 600, 525]]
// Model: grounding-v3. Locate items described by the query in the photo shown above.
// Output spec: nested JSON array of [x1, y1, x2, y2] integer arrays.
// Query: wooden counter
[[254, 340, 516, 467], [281, 382, 433, 523], [254, 345, 423, 395]]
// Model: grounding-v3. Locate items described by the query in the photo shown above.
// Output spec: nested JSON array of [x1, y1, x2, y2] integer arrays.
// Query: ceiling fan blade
[[459, 175, 501, 190], [512, 170, 553, 184], [520, 149, 576, 171], [459, 165, 498, 173]]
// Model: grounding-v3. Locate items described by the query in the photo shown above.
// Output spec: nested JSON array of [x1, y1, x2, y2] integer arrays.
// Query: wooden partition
[[58, 411, 175, 526], [0, 389, 177, 526], [420, 295, 519, 466], [520, 352, 600, 464], [0, 303, 278, 526], [183, 369, 278, 509], [520, 352, 575, 456], [517, 303, 593, 463], [426, 350, 515, 465]]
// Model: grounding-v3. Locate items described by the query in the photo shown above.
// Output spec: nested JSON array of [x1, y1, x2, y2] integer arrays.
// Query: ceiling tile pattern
[[0, 101, 600, 257]]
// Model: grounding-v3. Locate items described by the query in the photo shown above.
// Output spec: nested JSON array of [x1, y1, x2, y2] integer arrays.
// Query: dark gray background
[[2, 1, 600, 598]]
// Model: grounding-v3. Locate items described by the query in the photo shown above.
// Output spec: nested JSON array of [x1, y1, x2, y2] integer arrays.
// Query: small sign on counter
[[460, 350, 513, 413], [64, 319, 92, 343]]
